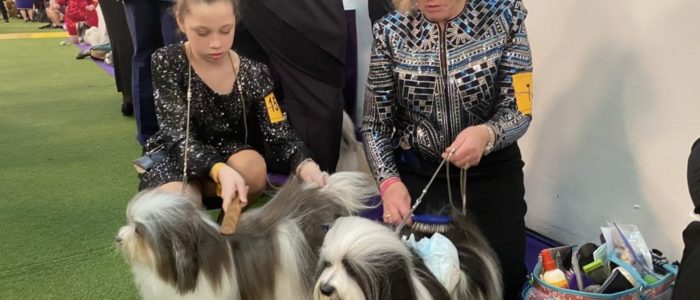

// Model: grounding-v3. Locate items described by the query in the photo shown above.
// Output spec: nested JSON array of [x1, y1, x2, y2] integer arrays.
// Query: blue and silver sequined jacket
[[361, 0, 533, 183]]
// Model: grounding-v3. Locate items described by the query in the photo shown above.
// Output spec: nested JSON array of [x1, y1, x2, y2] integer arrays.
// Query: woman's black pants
[[398, 144, 528, 299]]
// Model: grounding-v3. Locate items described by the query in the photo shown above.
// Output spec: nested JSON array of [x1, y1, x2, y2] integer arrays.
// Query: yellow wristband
[[209, 162, 227, 183]]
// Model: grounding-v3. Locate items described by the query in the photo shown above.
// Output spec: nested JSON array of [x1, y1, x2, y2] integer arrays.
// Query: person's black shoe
[[38, 23, 51, 29], [121, 102, 134, 117]]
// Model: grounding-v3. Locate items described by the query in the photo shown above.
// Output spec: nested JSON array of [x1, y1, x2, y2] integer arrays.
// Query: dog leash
[[395, 149, 457, 233], [446, 158, 469, 216]]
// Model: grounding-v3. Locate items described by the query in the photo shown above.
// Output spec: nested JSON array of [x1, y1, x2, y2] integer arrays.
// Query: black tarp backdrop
[[673, 138, 700, 300], [368, 0, 394, 24]]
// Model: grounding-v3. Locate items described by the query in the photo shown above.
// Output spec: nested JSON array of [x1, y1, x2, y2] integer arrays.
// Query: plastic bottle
[[541, 250, 568, 288]]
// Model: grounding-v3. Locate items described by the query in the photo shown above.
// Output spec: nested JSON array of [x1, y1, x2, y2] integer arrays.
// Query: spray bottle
[[541, 250, 568, 288]]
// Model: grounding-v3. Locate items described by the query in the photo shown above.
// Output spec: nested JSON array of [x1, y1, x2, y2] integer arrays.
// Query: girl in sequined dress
[[139, 0, 326, 213]]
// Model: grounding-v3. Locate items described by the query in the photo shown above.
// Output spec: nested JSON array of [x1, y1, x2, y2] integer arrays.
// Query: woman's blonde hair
[[392, 0, 415, 13]]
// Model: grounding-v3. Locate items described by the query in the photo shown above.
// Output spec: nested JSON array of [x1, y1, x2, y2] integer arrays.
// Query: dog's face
[[313, 217, 381, 300], [313, 217, 426, 300], [314, 254, 427, 300], [116, 190, 232, 296], [314, 258, 366, 300], [116, 190, 189, 269], [116, 213, 156, 268]]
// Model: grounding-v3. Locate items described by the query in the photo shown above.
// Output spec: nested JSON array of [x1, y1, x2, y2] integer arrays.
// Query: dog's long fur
[[117, 172, 377, 300], [335, 111, 372, 176], [314, 213, 503, 300]]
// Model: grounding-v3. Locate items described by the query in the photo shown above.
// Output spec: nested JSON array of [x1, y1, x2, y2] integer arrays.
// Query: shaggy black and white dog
[[314, 214, 503, 300], [116, 172, 377, 300], [335, 111, 372, 175]]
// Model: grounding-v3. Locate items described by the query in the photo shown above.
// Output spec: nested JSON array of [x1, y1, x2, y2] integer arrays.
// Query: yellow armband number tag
[[512, 72, 533, 116], [264, 93, 285, 123]]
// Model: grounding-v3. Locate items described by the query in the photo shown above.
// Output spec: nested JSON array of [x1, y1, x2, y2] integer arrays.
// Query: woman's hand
[[298, 160, 327, 187], [442, 125, 491, 168], [217, 164, 249, 212], [381, 181, 412, 225]]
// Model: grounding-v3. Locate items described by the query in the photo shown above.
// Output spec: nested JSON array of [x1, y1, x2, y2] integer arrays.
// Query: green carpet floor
[[0, 18, 64, 33], [0, 21, 141, 299]]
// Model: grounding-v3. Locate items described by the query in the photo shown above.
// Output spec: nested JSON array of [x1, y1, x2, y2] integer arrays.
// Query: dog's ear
[[383, 256, 421, 300], [146, 221, 200, 295], [172, 235, 200, 294], [134, 222, 146, 236]]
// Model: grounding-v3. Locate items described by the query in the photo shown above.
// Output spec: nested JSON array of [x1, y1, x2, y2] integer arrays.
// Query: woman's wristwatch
[[483, 124, 496, 155]]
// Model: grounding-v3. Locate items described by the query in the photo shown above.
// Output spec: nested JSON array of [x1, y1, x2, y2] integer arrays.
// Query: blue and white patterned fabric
[[361, 0, 533, 183]]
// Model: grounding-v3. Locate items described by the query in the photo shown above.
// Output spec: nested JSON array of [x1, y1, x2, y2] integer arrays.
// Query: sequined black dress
[[139, 43, 311, 189]]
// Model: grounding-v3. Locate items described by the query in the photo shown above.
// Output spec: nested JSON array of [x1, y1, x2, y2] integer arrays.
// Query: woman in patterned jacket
[[361, 0, 533, 298]]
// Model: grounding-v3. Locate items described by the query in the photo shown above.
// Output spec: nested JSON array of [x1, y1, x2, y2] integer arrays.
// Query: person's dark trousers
[[122, 0, 179, 145], [240, 0, 345, 173], [99, 0, 134, 112], [0, 1, 9, 22], [398, 144, 528, 300], [271, 58, 344, 173]]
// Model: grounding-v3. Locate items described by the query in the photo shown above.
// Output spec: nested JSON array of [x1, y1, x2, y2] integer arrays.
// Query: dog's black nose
[[115, 236, 122, 244], [320, 283, 335, 296]]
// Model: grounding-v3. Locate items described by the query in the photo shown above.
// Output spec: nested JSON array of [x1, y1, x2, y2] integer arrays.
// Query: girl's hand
[[217, 164, 248, 212], [298, 160, 327, 187]]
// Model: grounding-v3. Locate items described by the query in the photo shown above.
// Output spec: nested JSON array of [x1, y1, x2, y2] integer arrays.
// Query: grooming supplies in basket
[[583, 259, 608, 285], [524, 223, 678, 300], [541, 249, 569, 288]]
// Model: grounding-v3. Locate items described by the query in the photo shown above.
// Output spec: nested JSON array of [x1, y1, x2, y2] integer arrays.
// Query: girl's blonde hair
[[174, 0, 240, 21]]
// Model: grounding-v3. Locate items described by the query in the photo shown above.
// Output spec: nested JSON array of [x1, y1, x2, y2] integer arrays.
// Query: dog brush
[[215, 184, 243, 236], [220, 196, 242, 235], [395, 148, 472, 236], [410, 214, 453, 234]]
